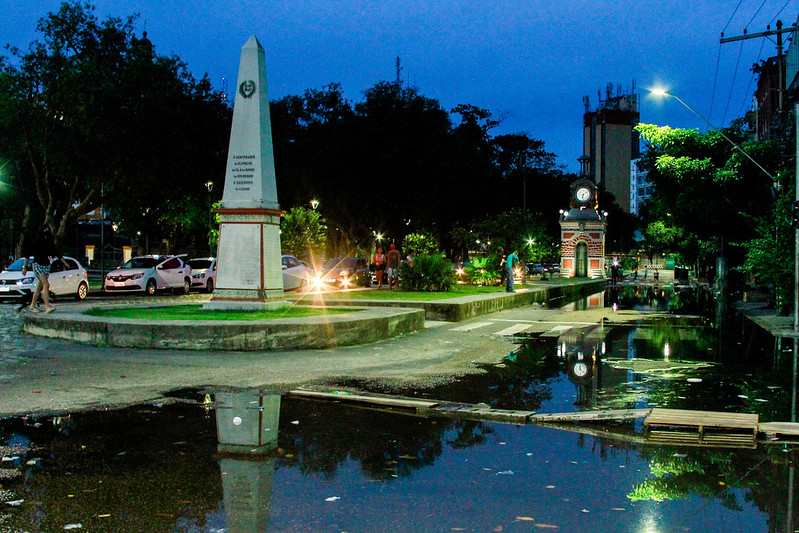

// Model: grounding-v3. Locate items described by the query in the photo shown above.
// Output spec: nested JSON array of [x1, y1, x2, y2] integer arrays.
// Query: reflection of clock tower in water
[[559, 156, 608, 278]]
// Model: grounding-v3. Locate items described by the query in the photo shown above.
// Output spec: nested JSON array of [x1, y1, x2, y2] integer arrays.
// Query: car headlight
[[106, 274, 113, 280], [193, 273, 205, 279], [340, 270, 350, 277], [131, 273, 144, 280], [18, 276, 35, 285]]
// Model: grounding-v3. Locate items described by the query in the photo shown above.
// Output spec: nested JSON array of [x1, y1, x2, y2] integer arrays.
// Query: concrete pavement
[[0, 287, 650, 418]]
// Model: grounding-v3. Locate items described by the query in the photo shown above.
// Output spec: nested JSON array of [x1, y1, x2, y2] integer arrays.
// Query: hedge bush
[[399, 253, 456, 291]]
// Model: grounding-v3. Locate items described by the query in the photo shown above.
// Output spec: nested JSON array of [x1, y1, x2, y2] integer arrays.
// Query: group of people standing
[[372, 243, 403, 289]]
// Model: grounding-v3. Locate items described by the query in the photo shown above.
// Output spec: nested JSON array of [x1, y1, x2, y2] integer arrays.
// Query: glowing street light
[[651, 88, 775, 181], [310, 198, 319, 210]]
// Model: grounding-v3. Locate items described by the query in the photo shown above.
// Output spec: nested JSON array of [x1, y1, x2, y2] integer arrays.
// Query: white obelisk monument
[[206, 35, 285, 310]]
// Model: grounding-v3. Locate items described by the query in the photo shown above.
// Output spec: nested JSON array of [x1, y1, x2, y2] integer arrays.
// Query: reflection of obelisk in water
[[215, 390, 280, 532], [206, 35, 285, 310]]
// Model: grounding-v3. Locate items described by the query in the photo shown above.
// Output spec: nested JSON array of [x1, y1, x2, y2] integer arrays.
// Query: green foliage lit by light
[[465, 255, 500, 286], [402, 231, 440, 256], [399, 253, 456, 291], [280, 206, 327, 262]]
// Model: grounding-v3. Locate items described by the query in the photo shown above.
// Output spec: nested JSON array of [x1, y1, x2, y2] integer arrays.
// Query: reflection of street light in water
[[650, 89, 775, 181]]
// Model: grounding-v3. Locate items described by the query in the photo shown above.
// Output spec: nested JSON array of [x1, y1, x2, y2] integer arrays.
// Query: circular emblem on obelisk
[[239, 80, 257, 98]]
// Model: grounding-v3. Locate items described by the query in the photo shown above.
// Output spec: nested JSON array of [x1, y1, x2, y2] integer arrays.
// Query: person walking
[[505, 250, 520, 292], [22, 225, 67, 314], [373, 247, 385, 289], [386, 243, 401, 290]]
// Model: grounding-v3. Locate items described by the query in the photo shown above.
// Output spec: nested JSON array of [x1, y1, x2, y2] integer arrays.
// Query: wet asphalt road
[[0, 288, 634, 418]]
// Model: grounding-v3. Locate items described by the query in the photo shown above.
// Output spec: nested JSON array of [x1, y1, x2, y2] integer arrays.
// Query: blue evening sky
[[2, 1, 796, 172]]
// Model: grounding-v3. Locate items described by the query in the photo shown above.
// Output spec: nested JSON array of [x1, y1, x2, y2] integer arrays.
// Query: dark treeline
[[270, 81, 575, 256]]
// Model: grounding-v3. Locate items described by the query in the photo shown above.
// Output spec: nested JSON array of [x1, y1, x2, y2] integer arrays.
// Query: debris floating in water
[[687, 378, 703, 383]]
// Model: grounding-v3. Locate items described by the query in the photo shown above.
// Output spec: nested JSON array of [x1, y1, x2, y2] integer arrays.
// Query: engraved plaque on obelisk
[[206, 35, 286, 310]]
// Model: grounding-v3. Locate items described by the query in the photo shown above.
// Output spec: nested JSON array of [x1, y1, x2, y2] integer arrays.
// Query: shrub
[[399, 253, 456, 291], [465, 255, 501, 286]]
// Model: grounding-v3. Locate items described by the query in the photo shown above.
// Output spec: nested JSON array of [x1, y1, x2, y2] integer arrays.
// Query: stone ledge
[[23, 305, 425, 351], [310, 279, 608, 321]]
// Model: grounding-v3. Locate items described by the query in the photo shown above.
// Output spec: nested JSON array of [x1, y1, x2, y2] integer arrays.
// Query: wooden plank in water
[[290, 389, 440, 410], [530, 408, 651, 423], [433, 404, 531, 424], [645, 430, 757, 449], [645, 408, 759, 436], [758, 422, 799, 439]]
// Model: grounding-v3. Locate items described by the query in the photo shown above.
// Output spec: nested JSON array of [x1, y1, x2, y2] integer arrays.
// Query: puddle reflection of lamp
[[215, 390, 281, 533]]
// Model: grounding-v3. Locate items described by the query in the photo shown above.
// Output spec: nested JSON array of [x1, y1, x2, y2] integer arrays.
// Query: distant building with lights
[[582, 83, 640, 213], [629, 158, 651, 215]]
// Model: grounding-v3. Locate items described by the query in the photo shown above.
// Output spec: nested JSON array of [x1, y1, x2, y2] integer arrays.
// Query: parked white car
[[104, 255, 192, 296], [187, 257, 216, 293], [282, 254, 311, 291], [0, 256, 89, 301]]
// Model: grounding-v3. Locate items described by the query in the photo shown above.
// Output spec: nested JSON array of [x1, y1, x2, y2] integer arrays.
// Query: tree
[[280, 206, 327, 264], [402, 231, 439, 256], [0, 1, 230, 252], [635, 122, 779, 273]]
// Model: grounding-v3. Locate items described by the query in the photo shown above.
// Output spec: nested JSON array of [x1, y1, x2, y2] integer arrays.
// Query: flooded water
[[1, 286, 798, 532]]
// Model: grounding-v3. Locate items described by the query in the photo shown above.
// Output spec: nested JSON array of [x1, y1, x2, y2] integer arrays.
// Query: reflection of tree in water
[[611, 286, 713, 317], [278, 398, 493, 481], [628, 445, 797, 530], [0, 404, 223, 533]]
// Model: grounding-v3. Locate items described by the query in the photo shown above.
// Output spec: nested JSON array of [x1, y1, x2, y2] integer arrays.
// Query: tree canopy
[[0, 1, 230, 252], [635, 121, 781, 272]]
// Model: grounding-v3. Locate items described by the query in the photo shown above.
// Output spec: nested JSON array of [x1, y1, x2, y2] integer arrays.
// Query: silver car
[[104, 255, 192, 296], [282, 254, 311, 291], [0, 256, 89, 301], [187, 257, 216, 293]]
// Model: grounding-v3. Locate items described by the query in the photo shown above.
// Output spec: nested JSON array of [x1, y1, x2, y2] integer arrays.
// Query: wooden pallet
[[644, 408, 759, 445]]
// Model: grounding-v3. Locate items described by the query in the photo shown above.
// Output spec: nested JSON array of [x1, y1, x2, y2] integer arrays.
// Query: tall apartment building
[[583, 84, 640, 212]]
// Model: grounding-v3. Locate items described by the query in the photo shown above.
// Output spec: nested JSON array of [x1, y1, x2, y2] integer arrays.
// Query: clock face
[[573, 361, 589, 377], [576, 187, 591, 203]]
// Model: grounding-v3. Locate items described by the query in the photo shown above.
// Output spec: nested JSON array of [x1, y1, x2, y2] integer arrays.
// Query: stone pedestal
[[210, 208, 287, 309]]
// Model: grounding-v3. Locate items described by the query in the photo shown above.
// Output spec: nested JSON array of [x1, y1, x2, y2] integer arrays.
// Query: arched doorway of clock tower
[[575, 241, 588, 277]]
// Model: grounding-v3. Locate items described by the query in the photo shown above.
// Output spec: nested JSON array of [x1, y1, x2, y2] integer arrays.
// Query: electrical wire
[[736, 37, 766, 119], [722, 0, 744, 35], [769, 0, 794, 25], [709, 43, 723, 120], [723, 40, 745, 126], [745, 0, 768, 29]]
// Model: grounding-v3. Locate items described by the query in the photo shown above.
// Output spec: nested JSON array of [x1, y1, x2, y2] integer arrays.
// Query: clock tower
[[560, 172, 607, 278]]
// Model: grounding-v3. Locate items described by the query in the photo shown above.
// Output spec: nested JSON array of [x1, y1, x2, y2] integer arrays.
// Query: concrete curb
[[23, 305, 425, 351], [315, 279, 608, 321]]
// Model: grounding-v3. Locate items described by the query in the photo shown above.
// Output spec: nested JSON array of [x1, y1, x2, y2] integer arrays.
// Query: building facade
[[583, 84, 640, 213]]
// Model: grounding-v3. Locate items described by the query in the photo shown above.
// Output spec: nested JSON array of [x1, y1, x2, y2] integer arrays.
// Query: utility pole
[[722, 21, 798, 425]]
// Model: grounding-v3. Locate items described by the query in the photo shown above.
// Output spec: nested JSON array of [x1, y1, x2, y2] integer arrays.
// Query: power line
[[736, 37, 766, 118], [721, 0, 744, 35], [709, 43, 723, 119], [745, 0, 769, 30], [722, 40, 745, 126], [769, 0, 794, 26]]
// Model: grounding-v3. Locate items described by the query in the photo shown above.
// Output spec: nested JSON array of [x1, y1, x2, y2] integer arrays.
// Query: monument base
[[208, 207, 286, 311]]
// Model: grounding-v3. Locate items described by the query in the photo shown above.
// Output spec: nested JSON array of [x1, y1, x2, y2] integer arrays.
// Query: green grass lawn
[[315, 277, 593, 301], [85, 304, 351, 321]]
